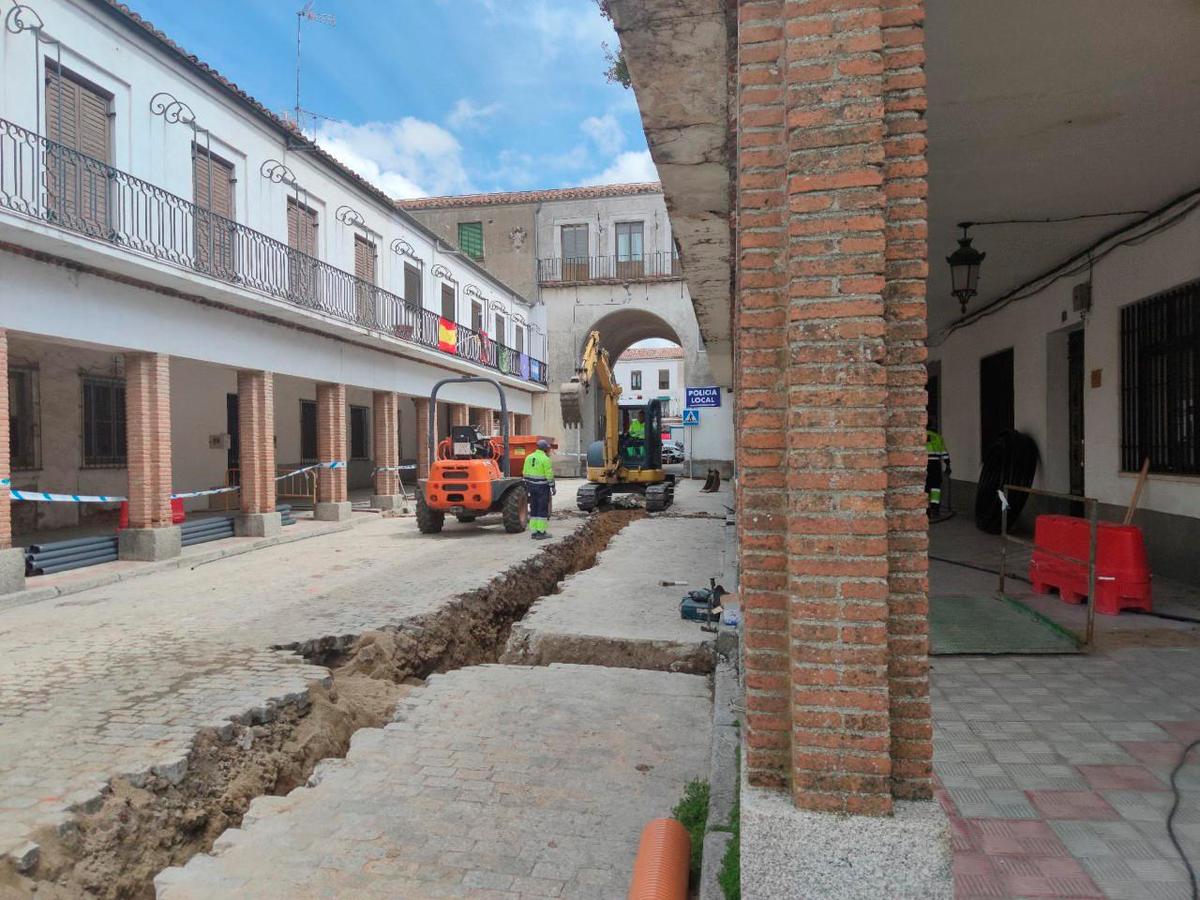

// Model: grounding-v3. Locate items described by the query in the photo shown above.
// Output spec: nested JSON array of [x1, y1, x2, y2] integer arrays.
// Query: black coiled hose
[[974, 430, 1040, 534]]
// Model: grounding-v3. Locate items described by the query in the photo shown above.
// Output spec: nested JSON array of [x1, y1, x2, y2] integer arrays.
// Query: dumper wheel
[[416, 495, 445, 534], [501, 484, 529, 533]]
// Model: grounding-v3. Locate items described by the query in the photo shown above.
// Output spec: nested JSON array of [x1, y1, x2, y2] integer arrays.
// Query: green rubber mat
[[930, 594, 1081, 655]]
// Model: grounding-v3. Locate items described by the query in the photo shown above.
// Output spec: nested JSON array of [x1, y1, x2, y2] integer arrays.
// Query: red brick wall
[[882, 0, 932, 801], [471, 406, 493, 435], [450, 404, 470, 429], [414, 398, 431, 479], [316, 382, 347, 503], [237, 370, 276, 515], [514, 413, 532, 436], [736, 0, 929, 815], [124, 353, 173, 529], [373, 391, 400, 496], [0, 330, 11, 550]]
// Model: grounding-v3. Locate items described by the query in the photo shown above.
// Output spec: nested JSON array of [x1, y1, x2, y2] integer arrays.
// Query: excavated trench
[[10, 510, 641, 900]]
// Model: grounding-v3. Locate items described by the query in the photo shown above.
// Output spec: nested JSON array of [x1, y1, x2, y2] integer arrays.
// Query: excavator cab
[[617, 401, 664, 470]]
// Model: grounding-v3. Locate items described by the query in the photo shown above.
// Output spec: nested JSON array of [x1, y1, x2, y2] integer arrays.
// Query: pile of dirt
[[12, 510, 642, 899]]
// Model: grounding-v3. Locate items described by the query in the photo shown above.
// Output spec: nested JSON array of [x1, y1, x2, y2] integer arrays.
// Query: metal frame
[[426, 376, 511, 475], [997, 484, 1099, 651]]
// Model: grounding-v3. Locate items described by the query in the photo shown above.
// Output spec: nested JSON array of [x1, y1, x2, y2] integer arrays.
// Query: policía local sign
[[685, 386, 721, 408]]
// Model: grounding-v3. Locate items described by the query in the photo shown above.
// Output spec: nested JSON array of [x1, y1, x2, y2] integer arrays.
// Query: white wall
[[0, 0, 544, 359], [539, 191, 675, 261], [928, 203, 1200, 520], [613, 356, 684, 415]]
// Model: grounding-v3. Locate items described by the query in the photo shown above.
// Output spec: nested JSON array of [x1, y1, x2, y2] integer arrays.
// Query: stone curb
[[0, 516, 363, 614], [700, 649, 741, 900]]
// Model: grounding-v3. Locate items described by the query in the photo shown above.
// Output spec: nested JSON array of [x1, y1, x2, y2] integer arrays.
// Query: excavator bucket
[[560, 380, 585, 426]]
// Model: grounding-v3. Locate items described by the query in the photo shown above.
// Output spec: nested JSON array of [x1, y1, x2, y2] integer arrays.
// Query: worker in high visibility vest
[[523, 438, 555, 540], [926, 428, 950, 515]]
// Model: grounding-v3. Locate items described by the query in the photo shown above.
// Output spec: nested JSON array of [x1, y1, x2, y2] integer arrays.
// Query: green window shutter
[[458, 221, 484, 260]]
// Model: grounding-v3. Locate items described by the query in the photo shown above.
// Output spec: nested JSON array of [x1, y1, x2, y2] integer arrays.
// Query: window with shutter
[[287, 198, 318, 303], [561, 223, 589, 281], [441, 284, 456, 322], [354, 234, 377, 325], [192, 145, 236, 279], [458, 221, 484, 260], [44, 65, 112, 235], [615, 221, 644, 279], [494, 313, 506, 344], [404, 263, 422, 305]]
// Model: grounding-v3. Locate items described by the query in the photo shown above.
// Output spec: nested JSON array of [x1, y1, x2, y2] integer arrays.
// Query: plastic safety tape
[[370, 464, 417, 474], [274, 461, 346, 480], [0, 465, 342, 503]]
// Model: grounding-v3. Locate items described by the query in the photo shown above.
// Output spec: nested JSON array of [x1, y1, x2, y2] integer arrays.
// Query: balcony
[[0, 117, 548, 386], [537, 250, 681, 286]]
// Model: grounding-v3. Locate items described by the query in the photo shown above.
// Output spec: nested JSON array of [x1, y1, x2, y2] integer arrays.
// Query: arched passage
[[585, 307, 683, 362]]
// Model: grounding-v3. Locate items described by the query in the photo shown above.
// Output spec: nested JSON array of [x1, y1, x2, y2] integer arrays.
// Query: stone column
[[235, 370, 280, 537], [120, 352, 181, 560], [0, 330, 24, 593], [736, 0, 928, 817], [371, 390, 406, 511], [314, 382, 350, 521], [414, 398, 432, 479], [471, 406, 493, 435]]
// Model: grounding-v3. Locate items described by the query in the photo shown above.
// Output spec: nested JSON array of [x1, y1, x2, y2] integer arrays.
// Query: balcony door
[[193, 145, 236, 280], [44, 65, 112, 237], [354, 234, 377, 326], [615, 221, 643, 279], [287, 197, 319, 305], [561, 223, 589, 281]]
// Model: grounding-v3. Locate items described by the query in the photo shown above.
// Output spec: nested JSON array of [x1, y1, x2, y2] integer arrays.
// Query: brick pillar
[[736, 0, 926, 816], [120, 352, 180, 560], [315, 382, 350, 521], [414, 398, 432, 479], [0, 331, 22, 592], [882, 0, 933, 800], [505, 411, 516, 438], [514, 413, 532, 436], [372, 391, 405, 511], [471, 406, 493, 435], [450, 403, 470, 429], [235, 370, 280, 537]]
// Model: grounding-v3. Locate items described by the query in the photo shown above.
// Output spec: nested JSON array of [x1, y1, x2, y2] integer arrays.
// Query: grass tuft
[[671, 778, 711, 884]]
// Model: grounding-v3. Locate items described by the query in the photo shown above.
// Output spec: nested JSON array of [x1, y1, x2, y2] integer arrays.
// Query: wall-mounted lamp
[[946, 222, 985, 314]]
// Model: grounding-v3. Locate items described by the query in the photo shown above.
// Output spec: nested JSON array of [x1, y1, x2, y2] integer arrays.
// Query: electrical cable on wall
[[936, 186, 1200, 342]]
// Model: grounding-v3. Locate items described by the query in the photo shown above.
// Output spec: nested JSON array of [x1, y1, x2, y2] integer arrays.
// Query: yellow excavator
[[560, 330, 676, 512]]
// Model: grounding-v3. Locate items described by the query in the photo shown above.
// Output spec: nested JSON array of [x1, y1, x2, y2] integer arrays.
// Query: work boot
[[533, 531, 550, 541]]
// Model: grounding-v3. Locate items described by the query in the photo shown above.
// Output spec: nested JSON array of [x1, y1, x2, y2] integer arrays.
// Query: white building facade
[[612, 347, 684, 418], [404, 184, 735, 476], [0, 0, 546, 587]]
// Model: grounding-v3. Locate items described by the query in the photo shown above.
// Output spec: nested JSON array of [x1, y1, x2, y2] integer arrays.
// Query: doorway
[[1067, 329, 1085, 498], [226, 393, 239, 473], [979, 348, 1015, 456]]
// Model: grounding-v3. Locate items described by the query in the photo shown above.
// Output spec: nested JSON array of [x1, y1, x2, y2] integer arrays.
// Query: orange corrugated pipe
[[628, 818, 690, 900]]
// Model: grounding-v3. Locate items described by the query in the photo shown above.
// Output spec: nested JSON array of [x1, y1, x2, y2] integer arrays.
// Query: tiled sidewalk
[[933, 650, 1200, 899]]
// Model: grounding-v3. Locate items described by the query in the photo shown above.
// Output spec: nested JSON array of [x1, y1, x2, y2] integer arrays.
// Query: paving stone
[[157, 665, 710, 897]]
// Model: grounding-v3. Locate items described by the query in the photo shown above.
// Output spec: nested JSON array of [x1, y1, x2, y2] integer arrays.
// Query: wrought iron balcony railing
[[0, 117, 548, 385], [537, 250, 681, 285]]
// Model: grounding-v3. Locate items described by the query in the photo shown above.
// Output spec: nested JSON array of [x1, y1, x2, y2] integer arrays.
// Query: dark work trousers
[[526, 479, 551, 532]]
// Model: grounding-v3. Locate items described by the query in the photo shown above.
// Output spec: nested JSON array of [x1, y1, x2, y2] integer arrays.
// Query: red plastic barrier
[[118, 497, 186, 529], [1029, 514, 1151, 615]]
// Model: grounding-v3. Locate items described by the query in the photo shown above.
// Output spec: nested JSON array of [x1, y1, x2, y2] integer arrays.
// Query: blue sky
[[125, 0, 656, 198]]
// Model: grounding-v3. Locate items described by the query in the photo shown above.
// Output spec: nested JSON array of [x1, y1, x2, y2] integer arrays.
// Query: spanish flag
[[438, 317, 457, 353]]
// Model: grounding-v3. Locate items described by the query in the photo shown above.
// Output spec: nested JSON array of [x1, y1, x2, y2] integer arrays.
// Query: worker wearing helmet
[[523, 438, 555, 540]]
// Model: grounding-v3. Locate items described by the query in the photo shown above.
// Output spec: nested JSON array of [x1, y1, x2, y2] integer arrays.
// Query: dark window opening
[[300, 399, 317, 463], [350, 405, 369, 460], [631, 370, 643, 391], [82, 375, 126, 467], [1121, 281, 1200, 475], [9, 366, 40, 470], [979, 348, 1015, 456], [404, 262, 422, 305], [441, 284, 456, 322], [658, 368, 670, 390]]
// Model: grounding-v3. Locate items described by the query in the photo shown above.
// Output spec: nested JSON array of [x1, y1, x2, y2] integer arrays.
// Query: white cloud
[[583, 150, 658, 186], [447, 98, 501, 131], [527, 1, 615, 55], [580, 113, 625, 156], [313, 118, 473, 199]]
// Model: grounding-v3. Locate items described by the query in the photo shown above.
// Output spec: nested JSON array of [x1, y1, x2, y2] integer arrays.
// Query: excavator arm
[[560, 330, 622, 473]]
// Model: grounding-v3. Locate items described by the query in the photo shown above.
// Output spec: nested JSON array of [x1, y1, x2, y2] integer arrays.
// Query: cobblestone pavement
[[0, 515, 582, 859], [934, 649, 1200, 899], [157, 663, 712, 899]]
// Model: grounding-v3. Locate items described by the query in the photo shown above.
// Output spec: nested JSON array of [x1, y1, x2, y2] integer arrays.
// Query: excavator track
[[576, 482, 600, 512], [645, 482, 674, 512]]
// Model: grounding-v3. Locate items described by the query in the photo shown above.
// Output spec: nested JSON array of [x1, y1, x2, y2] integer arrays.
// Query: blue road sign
[[682, 409, 700, 426], [685, 386, 721, 408]]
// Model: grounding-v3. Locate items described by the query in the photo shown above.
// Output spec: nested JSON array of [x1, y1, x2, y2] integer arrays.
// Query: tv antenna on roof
[[294, 2, 336, 137]]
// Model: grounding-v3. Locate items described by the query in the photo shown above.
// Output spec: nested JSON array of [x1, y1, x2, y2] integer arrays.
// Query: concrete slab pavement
[[503, 516, 728, 672], [156, 664, 712, 899]]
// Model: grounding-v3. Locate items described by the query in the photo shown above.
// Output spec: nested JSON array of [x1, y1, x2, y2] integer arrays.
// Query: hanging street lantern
[[947, 223, 985, 314]]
